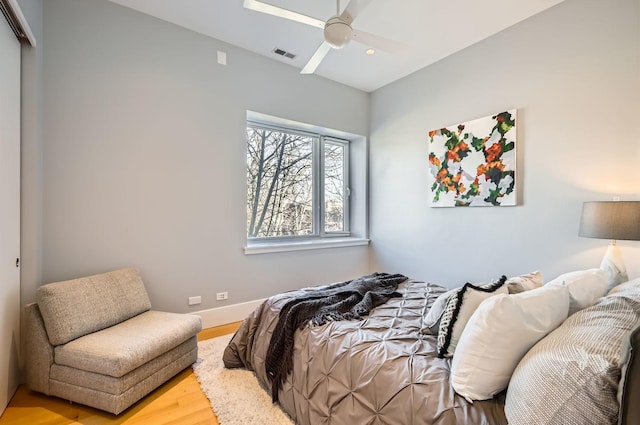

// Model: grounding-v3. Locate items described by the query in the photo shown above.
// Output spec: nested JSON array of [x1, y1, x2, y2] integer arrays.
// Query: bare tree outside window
[[247, 125, 313, 238], [324, 143, 346, 232]]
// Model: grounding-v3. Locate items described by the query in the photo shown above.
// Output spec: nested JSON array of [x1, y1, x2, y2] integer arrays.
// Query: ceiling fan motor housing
[[324, 16, 353, 49]]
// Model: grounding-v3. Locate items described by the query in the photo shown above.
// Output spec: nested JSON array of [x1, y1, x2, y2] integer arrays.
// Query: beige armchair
[[24, 267, 202, 415]]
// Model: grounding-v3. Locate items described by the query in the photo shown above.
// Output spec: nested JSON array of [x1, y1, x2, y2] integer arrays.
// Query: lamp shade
[[579, 201, 640, 241]]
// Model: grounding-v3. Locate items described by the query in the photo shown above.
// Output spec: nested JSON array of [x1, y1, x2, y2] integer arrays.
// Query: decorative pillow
[[546, 268, 608, 315], [506, 270, 543, 294], [421, 287, 459, 334], [615, 278, 640, 425], [436, 276, 507, 358], [608, 277, 634, 296], [619, 318, 640, 424], [450, 284, 570, 402], [426, 272, 542, 338], [505, 280, 640, 425]]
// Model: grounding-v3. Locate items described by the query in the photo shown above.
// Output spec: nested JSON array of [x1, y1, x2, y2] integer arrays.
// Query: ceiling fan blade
[[352, 29, 410, 55], [340, 0, 374, 24], [301, 42, 332, 74], [243, 0, 324, 29]]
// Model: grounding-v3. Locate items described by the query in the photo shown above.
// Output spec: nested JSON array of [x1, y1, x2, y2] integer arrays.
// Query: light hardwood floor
[[0, 322, 241, 425]]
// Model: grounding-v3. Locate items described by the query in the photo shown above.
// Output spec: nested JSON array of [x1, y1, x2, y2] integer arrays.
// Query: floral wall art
[[427, 110, 517, 207]]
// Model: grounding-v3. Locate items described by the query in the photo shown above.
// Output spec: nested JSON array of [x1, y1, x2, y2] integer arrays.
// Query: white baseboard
[[190, 298, 266, 329]]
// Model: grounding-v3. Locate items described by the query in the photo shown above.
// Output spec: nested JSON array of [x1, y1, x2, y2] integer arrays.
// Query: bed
[[223, 271, 640, 425]]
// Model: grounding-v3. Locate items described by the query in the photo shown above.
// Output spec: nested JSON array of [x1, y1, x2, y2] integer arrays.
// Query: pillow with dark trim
[[423, 273, 525, 336], [436, 276, 507, 358]]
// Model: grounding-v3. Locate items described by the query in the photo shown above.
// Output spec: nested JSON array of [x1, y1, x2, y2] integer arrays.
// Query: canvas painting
[[427, 110, 516, 207]]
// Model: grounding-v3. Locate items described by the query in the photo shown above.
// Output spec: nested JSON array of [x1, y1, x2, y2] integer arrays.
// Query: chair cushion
[[54, 310, 202, 377], [51, 337, 197, 394], [37, 268, 152, 345]]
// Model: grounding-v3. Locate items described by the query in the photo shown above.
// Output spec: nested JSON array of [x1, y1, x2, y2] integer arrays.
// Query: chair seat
[[54, 310, 202, 377]]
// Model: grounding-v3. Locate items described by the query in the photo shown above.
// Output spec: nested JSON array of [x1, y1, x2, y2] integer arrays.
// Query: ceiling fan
[[243, 0, 407, 74]]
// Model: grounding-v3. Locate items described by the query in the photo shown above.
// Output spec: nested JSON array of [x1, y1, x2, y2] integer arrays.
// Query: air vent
[[273, 48, 297, 60]]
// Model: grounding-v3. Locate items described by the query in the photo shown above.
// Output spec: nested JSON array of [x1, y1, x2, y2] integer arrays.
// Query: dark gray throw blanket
[[265, 272, 408, 402]]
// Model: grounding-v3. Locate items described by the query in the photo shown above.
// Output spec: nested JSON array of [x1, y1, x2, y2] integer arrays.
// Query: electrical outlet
[[188, 296, 201, 306], [216, 292, 228, 301]]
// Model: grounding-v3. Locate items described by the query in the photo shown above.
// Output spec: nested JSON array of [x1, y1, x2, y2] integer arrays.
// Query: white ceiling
[[108, 0, 565, 92]]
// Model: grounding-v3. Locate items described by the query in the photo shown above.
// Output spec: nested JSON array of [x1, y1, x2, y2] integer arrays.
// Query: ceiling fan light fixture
[[324, 16, 352, 49]]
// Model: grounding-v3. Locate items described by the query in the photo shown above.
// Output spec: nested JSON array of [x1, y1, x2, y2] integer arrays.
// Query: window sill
[[244, 237, 370, 255]]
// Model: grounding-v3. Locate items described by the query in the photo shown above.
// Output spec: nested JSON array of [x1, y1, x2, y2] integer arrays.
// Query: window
[[244, 111, 368, 255], [246, 122, 349, 240], [323, 141, 348, 233]]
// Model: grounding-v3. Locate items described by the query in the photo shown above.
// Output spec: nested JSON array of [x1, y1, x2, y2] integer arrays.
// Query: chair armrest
[[24, 303, 54, 394]]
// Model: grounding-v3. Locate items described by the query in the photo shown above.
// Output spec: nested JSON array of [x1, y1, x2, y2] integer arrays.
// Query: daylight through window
[[246, 122, 349, 240]]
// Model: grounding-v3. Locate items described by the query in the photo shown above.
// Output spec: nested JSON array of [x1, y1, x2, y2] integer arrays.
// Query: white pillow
[[450, 284, 570, 402], [422, 287, 459, 334], [546, 268, 608, 315]]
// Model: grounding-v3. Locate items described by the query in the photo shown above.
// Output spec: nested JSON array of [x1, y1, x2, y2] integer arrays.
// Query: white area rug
[[192, 334, 294, 425]]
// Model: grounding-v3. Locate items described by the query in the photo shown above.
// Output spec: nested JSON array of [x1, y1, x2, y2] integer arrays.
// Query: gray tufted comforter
[[223, 279, 507, 425]]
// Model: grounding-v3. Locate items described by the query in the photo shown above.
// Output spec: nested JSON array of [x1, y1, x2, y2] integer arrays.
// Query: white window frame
[[320, 137, 350, 237], [244, 112, 368, 255]]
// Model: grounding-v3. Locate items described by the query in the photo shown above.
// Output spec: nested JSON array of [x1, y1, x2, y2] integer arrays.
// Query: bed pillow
[[450, 284, 570, 402], [615, 278, 640, 425], [506, 270, 543, 294], [422, 287, 459, 334], [436, 276, 507, 358], [619, 318, 640, 425], [546, 268, 608, 315], [423, 272, 543, 335], [505, 278, 640, 425], [608, 278, 633, 296]]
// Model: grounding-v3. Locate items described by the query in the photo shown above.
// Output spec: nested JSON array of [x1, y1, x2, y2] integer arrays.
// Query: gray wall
[[369, 0, 640, 287], [25, 0, 640, 316], [18, 0, 43, 308], [17, 0, 43, 389], [40, 0, 370, 313]]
